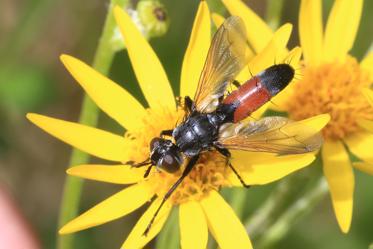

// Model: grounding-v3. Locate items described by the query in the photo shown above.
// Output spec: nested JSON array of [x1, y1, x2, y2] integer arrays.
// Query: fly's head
[[149, 137, 183, 173]]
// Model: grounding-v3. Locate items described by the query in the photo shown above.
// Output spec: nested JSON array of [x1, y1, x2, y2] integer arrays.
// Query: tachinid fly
[[127, 16, 323, 236]]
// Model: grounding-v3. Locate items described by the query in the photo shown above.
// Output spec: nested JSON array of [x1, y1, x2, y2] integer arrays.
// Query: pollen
[[124, 105, 232, 205], [153, 151, 231, 204], [286, 56, 373, 140], [124, 106, 184, 163]]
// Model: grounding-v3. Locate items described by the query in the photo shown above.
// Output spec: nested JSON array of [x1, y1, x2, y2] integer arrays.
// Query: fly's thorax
[[173, 114, 220, 157], [150, 137, 183, 173]]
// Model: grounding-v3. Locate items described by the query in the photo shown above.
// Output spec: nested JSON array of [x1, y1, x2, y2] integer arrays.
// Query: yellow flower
[[223, 0, 373, 233], [27, 3, 328, 249]]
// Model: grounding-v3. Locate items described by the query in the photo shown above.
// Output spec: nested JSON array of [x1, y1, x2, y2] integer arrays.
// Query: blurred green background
[[0, 0, 372, 248]]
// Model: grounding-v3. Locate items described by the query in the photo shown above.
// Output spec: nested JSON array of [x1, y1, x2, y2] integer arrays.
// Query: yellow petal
[[211, 13, 225, 28], [200, 191, 252, 249], [358, 118, 373, 133], [122, 198, 172, 249], [230, 151, 280, 165], [283, 46, 303, 69], [281, 113, 331, 135], [27, 113, 129, 162], [59, 182, 152, 234], [179, 201, 208, 249], [270, 82, 296, 112], [353, 162, 373, 175], [113, 6, 175, 109], [361, 52, 373, 81], [180, 1, 210, 98], [60, 55, 145, 131], [222, 0, 273, 53], [344, 132, 373, 163], [322, 140, 354, 233], [67, 164, 146, 184], [248, 23, 292, 75], [362, 88, 373, 106], [299, 0, 323, 65], [323, 0, 363, 61], [269, 47, 302, 111], [229, 153, 316, 186]]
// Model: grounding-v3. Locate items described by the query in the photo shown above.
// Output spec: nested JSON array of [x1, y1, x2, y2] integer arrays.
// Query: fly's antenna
[[125, 158, 151, 167]]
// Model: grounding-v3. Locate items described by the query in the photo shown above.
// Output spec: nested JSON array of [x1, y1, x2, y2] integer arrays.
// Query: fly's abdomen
[[223, 64, 294, 123]]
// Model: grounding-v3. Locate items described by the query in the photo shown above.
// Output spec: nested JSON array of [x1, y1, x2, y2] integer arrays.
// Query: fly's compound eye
[[150, 138, 161, 150], [160, 153, 183, 173]]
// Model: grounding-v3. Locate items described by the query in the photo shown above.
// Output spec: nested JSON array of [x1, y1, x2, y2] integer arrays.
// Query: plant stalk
[[256, 177, 328, 249], [56, 1, 128, 248]]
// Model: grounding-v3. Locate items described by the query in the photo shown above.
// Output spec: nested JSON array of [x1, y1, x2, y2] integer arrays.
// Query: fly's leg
[[232, 80, 241, 88], [228, 163, 251, 188], [125, 159, 151, 168], [125, 159, 153, 179], [160, 129, 173, 137], [143, 155, 199, 236], [143, 164, 153, 178], [184, 96, 195, 112], [214, 145, 251, 188]]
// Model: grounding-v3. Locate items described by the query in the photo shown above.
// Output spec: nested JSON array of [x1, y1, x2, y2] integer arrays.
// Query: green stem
[[256, 177, 328, 249], [56, 1, 128, 248], [155, 207, 180, 249], [245, 156, 321, 242], [229, 188, 249, 219], [265, 0, 285, 30], [245, 172, 308, 240]]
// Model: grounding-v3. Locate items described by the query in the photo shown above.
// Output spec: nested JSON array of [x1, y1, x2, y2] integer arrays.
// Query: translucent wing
[[194, 16, 250, 113], [217, 117, 323, 155]]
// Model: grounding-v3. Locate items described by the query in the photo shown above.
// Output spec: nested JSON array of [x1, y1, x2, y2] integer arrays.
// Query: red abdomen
[[222, 76, 271, 123]]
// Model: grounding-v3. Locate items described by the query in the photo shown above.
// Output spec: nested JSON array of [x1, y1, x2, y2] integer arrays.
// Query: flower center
[[154, 151, 230, 204], [125, 105, 232, 205], [286, 56, 373, 140]]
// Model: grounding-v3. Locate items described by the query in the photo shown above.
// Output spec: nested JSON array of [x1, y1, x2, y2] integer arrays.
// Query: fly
[[127, 16, 323, 236]]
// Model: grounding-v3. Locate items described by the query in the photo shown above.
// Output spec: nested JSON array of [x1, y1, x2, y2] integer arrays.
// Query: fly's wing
[[193, 16, 250, 113], [217, 117, 323, 155]]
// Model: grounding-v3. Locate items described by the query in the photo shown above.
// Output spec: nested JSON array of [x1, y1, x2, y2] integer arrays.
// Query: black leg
[[214, 145, 251, 188], [214, 145, 231, 158], [160, 129, 173, 137], [184, 96, 194, 112], [143, 155, 199, 236], [232, 80, 241, 88], [228, 163, 251, 188], [144, 164, 153, 178], [125, 159, 151, 168]]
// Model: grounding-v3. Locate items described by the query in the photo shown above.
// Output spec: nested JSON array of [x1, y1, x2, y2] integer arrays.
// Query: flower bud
[[137, 0, 169, 38]]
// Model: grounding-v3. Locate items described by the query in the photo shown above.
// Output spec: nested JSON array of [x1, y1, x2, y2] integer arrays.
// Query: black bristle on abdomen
[[260, 64, 295, 96]]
